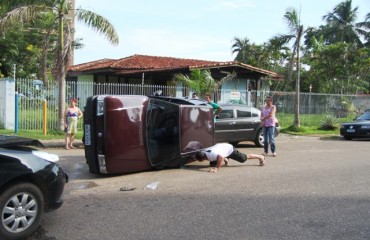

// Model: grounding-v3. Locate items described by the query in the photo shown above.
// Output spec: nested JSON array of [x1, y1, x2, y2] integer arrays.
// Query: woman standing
[[64, 98, 83, 150], [261, 96, 277, 157]]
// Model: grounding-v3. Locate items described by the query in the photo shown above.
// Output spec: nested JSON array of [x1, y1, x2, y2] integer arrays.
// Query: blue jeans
[[263, 126, 276, 154]]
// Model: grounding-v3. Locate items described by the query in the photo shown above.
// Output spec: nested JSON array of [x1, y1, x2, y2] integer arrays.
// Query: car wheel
[[343, 136, 352, 140], [254, 129, 264, 147], [0, 183, 44, 240]]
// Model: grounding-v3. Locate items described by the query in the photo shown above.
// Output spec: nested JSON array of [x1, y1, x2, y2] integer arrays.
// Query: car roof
[[0, 135, 44, 148]]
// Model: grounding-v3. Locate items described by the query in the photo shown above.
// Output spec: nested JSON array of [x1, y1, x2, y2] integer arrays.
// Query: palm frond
[[76, 8, 119, 45], [0, 5, 48, 30]]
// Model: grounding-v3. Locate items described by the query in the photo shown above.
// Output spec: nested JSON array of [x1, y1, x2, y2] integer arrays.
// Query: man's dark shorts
[[209, 149, 247, 167]]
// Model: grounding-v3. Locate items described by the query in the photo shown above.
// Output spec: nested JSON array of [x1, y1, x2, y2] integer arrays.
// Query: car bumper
[[45, 165, 68, 212], [340, 128, 370, 138]]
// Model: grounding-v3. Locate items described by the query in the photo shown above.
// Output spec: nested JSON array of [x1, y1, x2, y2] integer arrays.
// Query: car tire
[[0, 183, 44, 240], [343, 136, 352, 140], [254, 129, 264, 147]]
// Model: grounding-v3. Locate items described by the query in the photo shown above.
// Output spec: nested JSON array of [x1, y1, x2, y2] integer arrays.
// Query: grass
[[0, 129, 83, 140], [277, 113, 354, 136], [1, 113, 354, 140]]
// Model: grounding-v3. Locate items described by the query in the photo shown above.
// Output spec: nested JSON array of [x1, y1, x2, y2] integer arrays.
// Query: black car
[[215, 104, 280, 147], [340, 111, 370, 140], [0, 135, 68, 240]]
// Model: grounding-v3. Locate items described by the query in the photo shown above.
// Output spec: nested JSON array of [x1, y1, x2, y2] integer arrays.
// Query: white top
[[204, 143, 234, 162]]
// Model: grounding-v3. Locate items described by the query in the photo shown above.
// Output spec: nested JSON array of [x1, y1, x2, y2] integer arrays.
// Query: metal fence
[[9, 78, 370, 131]]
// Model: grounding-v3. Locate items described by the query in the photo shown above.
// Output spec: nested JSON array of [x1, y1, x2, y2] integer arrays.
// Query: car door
[[234, 106, 260, 142], [215, 107, 236, 142]]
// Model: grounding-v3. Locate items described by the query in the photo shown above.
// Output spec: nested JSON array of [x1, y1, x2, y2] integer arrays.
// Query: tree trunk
[[57, 13, 65, 131], [293, 28, 303, 128], [57, 68, 66, 130]]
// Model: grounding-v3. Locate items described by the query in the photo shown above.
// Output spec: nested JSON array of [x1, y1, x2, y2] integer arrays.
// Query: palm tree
[[231, 37, 250, 62], [269, 8, 304, 127], [0, 0, 119, 130], [174, 69, 235, 98], [322, 0, 367, 46], [357, 13, 370, 46]]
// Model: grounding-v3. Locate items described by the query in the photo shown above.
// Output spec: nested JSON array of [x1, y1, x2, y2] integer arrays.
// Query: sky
[[74, 0, 369, 65]]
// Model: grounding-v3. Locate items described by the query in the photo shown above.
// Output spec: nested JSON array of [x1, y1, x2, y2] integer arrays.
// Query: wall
[[0, 78, 15, 129]]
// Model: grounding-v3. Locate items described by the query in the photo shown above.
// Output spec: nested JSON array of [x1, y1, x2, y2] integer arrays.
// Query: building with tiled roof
[[67, 54, 282, 105]]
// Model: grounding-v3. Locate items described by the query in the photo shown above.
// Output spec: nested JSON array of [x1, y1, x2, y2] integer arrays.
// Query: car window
[[219, 109, 234, 119], [250, 108, 260, 117], [236, 109, 251, 118]]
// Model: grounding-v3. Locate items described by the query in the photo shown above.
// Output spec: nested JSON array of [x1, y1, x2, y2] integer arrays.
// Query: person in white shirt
[[194, 143, 265, 173]]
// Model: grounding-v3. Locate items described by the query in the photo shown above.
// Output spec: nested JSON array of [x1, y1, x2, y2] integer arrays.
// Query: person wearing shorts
[[194, 143, 265, 173]]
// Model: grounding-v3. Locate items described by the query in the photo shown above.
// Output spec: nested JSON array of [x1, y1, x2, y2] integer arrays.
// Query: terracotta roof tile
[[69, 54, 220, 72], [69, 54, 281, 78]]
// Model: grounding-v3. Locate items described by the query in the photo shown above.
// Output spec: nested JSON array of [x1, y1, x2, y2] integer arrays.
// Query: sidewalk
[[40, 139, 84, 149]]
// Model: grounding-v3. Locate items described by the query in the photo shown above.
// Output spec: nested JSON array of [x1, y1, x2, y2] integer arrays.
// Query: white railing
[[3, 78, 370, 131]]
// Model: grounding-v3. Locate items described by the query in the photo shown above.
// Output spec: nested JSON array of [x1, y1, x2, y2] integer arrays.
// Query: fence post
[[43, 100, 47, 135], [15, 93, 19, 133]]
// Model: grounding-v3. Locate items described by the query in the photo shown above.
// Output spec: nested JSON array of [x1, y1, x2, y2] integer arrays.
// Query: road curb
[[40, 140, 84, 149]]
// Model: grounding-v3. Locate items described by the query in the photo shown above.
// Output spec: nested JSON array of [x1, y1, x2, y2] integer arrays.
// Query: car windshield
[[357, 112, 370, 121], [146, 99, 180, 165]]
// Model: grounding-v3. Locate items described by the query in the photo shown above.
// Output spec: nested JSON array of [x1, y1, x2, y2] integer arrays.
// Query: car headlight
[[97, 100, 104, 116], [361, 125, 370, 129], [32, 150, 59, 163]]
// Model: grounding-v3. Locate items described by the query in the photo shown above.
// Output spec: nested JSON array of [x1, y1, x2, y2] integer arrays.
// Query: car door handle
[[229, 122, 236, 125]]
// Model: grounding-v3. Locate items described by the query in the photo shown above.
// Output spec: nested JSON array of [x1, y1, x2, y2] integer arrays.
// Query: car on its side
[[84, 95, 215, 174], [0, 135, 68, 240], [215, 104, 280, 147], [340, 111, 370, 140]]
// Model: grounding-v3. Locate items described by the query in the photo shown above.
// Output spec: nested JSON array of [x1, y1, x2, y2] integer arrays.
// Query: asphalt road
[[27, 135, 370, 240]]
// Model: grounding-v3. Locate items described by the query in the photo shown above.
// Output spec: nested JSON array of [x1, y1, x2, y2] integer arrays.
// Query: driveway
[[28, 135, 370, 240]]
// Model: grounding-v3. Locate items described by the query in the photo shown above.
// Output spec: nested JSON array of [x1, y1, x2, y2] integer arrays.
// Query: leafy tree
[[322, 0, 368, 46], [231, 37, 288, 83], [0, 0, 119, 130], [305, 42, 369, 94]]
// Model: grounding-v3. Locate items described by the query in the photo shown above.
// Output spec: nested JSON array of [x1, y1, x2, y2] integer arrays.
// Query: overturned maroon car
[[83, 95, 215, 174]]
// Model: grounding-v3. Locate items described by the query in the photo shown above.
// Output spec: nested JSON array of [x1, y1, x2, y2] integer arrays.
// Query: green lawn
[[0, 129, 83, 140], [1, 113, 354, 140], [277, 113, 355, 136]]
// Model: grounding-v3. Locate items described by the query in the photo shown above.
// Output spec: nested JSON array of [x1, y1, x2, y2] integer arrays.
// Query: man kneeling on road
[[194, 143, 265, 173]]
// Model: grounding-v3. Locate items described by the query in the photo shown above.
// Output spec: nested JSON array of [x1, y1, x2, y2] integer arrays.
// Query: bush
[[320, 115, 339, 130]]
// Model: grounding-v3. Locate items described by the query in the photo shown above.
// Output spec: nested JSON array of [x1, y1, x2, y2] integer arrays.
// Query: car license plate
[[84, 124, 91, 145], [346, 129, 355, 133]]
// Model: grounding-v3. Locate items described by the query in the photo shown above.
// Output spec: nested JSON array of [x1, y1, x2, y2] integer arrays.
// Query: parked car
[[340, 111, 370, 140], [83, 95, 215, 174], [0, 135, 68, 240], [215, 104, 280, 147]]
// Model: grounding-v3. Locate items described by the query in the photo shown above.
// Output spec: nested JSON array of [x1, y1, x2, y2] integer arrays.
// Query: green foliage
[[277, 112, 355, 135], [305, 42, 370, 94], [174, 69, 235, 97], [320, 115, 339, 130]]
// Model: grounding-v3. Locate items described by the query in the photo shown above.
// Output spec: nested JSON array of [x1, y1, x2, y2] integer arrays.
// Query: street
[[27, 135, 370, 240]]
